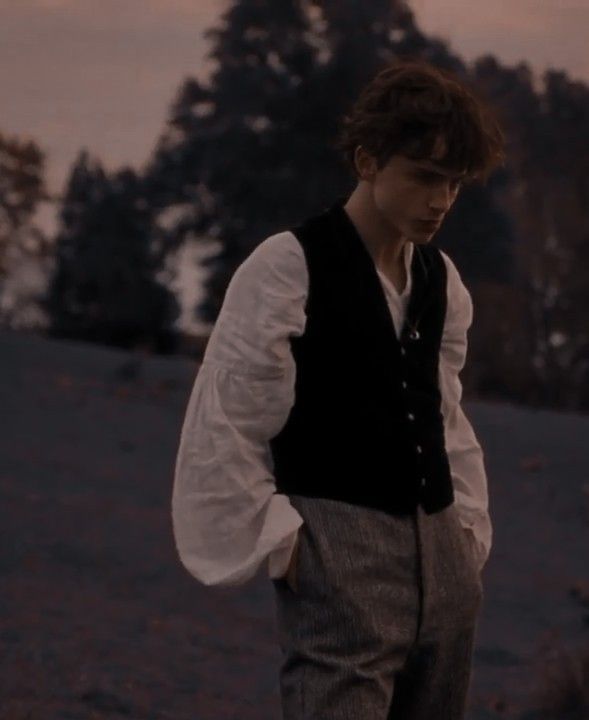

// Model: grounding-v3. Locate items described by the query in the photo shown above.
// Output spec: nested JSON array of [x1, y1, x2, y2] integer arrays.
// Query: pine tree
[[144, 0, 420, 324], [42, 150, 180, 353]]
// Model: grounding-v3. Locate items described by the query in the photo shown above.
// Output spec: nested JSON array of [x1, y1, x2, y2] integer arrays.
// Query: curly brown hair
[[334, 58, 506, 186]]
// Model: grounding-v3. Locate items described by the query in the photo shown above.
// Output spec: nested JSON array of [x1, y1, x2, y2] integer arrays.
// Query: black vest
[[269, 199, 455, 516]]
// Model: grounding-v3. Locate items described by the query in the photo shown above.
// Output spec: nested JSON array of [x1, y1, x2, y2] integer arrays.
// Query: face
[[355, 136, 466, 244]]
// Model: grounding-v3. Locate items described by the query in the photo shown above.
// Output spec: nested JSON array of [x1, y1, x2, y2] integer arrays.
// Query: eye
[[413, 169, 463, 192], [417, 172, 437, 183]]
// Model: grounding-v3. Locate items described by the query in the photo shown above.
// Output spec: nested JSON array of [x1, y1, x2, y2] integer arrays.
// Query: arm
[[171, 231, 307, 587], [439, 250, 492, 573]]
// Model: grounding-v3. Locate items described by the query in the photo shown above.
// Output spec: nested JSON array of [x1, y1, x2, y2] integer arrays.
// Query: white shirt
[[171, 230, 492, 587]]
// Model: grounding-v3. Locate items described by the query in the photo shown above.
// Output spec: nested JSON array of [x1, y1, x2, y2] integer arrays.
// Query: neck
[[343, 183, 408, 273]]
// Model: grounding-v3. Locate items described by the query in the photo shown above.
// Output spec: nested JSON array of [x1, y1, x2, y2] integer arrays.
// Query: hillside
[[1, 327, 588, 719]]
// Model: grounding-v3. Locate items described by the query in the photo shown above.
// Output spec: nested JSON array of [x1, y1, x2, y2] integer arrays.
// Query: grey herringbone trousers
[[271, 495, 483, 719]]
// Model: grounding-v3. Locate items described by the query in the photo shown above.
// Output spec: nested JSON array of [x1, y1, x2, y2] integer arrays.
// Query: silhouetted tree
[[0, 131, 48, 274], [142, 0, 589, 411], [42, 150, 180, 353], [0, 130, 52, 327], [474, 58, 589, 409], [144, 0, 510, 326]]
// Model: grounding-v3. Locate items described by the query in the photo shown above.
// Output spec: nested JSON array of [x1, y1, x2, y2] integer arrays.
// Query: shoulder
[[437, 248, 461, 281], [204, 231, 309, 368], [437, 249, 473, 329], [438, 249, 471, 299], [237, 230, 306, 276], [226, 230, 308, 299]]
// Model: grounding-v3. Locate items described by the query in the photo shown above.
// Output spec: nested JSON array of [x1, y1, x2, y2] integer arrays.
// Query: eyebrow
[[412, 164, 467, 180]]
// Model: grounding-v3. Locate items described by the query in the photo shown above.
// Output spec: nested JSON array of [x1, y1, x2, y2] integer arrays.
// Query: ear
[[354, 145, 377, 181]]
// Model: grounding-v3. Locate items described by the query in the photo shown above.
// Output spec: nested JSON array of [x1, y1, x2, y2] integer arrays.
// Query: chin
[[415, 226, 438, 240], [412, 234, 433, 244]]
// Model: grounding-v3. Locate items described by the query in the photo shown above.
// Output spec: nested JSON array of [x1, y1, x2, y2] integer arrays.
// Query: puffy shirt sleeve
[[439, 250, 492, 572], [171, 231, 307, 587]]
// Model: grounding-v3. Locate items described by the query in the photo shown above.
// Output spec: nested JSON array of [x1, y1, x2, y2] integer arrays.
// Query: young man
[[172, 59, 505, 719]]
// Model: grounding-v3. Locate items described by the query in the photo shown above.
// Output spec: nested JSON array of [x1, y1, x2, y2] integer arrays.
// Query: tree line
[[0, 0, 587, 411]]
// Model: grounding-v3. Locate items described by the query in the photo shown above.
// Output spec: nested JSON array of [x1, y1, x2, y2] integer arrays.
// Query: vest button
[[407, 412, 415, 421]]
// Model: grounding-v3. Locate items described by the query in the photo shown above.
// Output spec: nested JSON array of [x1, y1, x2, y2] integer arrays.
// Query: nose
[[428, 185, 454, 214]]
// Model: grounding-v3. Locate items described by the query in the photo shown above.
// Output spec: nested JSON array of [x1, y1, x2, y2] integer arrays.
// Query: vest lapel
[[325, 200, 434, 351]]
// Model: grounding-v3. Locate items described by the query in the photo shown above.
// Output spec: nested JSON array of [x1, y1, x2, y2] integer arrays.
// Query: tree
[[0, 130, 52, 328], [474, 58, 589, 409], [144, 0, 512, 333], [0, 131, 47, 275], [42, 150, 180, 353]]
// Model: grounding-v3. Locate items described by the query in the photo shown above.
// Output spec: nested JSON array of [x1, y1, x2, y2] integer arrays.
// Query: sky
[[2, 0, 588, 333], [2, 0, 588, 206]]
